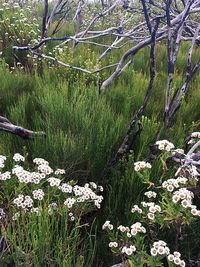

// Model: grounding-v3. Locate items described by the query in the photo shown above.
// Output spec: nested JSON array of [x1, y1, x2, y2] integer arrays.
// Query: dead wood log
[[0, 116, 45, 139]]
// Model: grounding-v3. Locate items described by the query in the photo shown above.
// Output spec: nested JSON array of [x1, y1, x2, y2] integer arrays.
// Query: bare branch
[[0, 116, 45, 139]]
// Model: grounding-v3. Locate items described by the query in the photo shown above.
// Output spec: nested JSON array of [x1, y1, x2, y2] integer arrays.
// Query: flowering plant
[[103, 138, 200, 267], [0, 153, 103, 265]]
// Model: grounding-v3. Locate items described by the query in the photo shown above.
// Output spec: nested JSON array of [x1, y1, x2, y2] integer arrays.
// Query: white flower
[[130, 222, 146, 236], [151, 241, 170, 257], [191, 208, 198, 216], [174, 251, 181, 258], [13, 153, 25, 162], [174, 257, 181, 265], [121, 245, 136, 255], [102, 221, 113, 230], [13, 195, 33, 209], [147, 213, 154, 220], [64, 197, 76, 208], [134, 161, 152, 172], [150, 248, 157, 256], [180, 260, 186, 267], [168, 254, 174, 261], [109, 242, 118, 248], [0, 171, 11, 181], [54, 168, 65, 175], [33, 158, 49, 165], [131, 205, 142, 214], [32, 189, 45, 200], [156, 140, 174, 152], [38, 164, 53, 175], [59, 183, 73, 193], [47, 177, 61, 187], [144, 191, 157, 198], [191, 132, 200, 138], [118, 225, 128, 232], [167, 184, 174, 192]]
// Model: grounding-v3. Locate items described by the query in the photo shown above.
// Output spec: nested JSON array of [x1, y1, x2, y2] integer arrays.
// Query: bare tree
[[2, 0, 200, 143]]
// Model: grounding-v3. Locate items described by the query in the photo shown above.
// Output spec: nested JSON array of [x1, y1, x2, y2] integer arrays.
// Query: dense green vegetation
[[0, 1, 200, 266]]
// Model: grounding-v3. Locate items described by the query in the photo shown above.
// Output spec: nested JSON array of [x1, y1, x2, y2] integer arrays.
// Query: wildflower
[[64, 198, 76, 208], [191, 208, 198, 216], [121, 245, 136, 255], [47, 177, 61, 187], [144, 191, 157, 198], [102, 221, 113, 230], [0, 171, 11, 180], [32, 189, 45, 200], [13, 194, 33, 209], [147, 213, 154, 220], [156, 140, 174, 152], [134, 161, 152, 172], [38, 164, 53, 175], [54, 168, 65, 175], [109, 242, 118, 248], [151, 241, 170, 257], [191, 132, 200, 138], [130, 222, 146, 236], [131, 205, 142, 214], [151, 248, 157, 256], [59, 183, 73, 193]]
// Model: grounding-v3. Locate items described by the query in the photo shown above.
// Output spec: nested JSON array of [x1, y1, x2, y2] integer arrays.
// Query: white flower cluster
[[13, 153, 25, 162], [12, 164, 46, 184], [71, 184, 103, 209], [117, 225, 130, 233], [32, 189, 45, 200], [189, 165, 200, 178], [134, 161, 152, 172], [150, 240, 170, 256], [168, 251, 185, 266], [0, 155, 6, 168], [141, 201, 161, 220], [130, 222, 146, 236], [1, 154, 104, 222], [13, 194, 33, 209], [172, 188, 194, 207], [162, 177, 187, 192], [47, 177, 61, 187], [64, 197, 76, 208], [0, 171, 11, 181], [144, 191, 157, 198], [54, 168, 66, 175], [172, 188, 200, 216], [121, 245, 136, 255], [69, 212, 75, 221], [131, 204, 142, 214], [33, 158, 49, 165], [102, 221, 114, 230], [108, 242, 118, 248], [59, 183, 73, 193], [191, 132, 200, 138], [156, 140, 174, 152], [38, 164, 53, 175]]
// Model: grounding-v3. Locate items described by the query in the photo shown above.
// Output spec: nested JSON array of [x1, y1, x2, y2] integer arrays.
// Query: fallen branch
[[0, 116, 45, 139]]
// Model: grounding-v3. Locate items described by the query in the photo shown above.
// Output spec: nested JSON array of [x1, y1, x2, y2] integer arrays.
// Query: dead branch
[[0, 116, 45, 139]]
